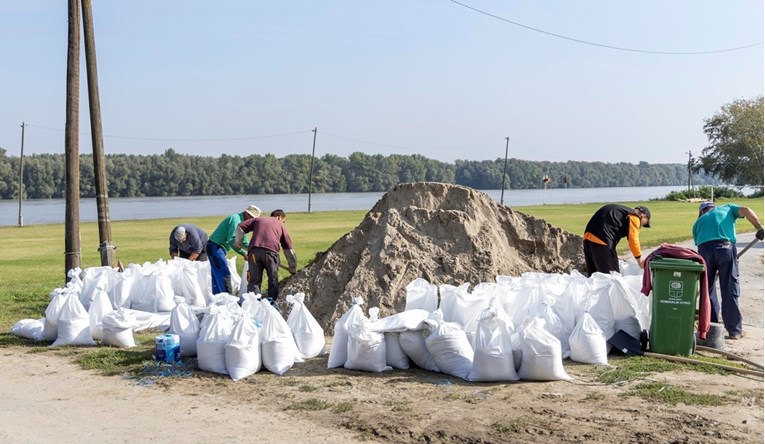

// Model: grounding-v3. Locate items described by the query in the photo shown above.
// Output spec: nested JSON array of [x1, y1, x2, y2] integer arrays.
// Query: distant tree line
[[0, 148, 717, 200]]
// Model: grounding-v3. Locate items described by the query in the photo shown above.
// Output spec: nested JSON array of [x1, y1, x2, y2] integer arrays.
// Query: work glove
[[756, 229, 764, 241]]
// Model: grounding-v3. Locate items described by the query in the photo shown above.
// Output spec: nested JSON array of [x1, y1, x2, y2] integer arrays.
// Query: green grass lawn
[[1, 198, 762, 333]]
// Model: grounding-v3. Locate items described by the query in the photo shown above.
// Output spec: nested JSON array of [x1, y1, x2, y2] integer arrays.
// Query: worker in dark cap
[[582, 204, 651, 275], [693, 201, 764, 340]]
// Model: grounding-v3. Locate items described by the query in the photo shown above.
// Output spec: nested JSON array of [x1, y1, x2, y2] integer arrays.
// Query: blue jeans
[[698, 240, 741, 336], [207, 242, 231, 295]]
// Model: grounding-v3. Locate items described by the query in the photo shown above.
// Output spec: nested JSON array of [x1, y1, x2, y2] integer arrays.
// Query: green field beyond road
[[1, 198, 761, 333]]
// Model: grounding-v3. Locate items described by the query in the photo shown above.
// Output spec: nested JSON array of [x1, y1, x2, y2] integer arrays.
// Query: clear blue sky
[[0, 1, 762, 164]]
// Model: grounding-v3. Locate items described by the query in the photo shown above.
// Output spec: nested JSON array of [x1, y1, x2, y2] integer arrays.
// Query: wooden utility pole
[[81, 0, 115, 267], [17, 122, 25, 227], [686, 151, 693, 194], [308, 127, 317, 213], [64, 0, 82, 280], [500, 137, 509, 206]]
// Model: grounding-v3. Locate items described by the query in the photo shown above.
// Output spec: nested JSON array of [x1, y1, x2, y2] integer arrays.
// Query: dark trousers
[[698, 240, 741, 336], [583, 240, 619, 276], [180, 249, 208, 261], [247, 247, 280, 300], [207, 242, 232, 295]]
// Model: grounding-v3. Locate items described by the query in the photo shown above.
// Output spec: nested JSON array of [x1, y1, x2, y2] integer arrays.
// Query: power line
[[320, 130, 496, 151], [448, 0, 764, 55], [24, 123, 311, 142]]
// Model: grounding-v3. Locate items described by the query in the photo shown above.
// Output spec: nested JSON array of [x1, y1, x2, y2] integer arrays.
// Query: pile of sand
[[279, 182, 585, 330]]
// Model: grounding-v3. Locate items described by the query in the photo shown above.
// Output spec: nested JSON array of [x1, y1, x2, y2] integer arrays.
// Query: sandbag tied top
[[327, 296, 365, 369], [286, 292, 326, 359]]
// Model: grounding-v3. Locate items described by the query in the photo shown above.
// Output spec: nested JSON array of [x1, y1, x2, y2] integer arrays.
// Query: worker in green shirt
[[207, 205, 261, 295]]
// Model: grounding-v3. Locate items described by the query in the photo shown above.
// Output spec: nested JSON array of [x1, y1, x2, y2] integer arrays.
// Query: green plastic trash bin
[[648, 257, 704, 356]]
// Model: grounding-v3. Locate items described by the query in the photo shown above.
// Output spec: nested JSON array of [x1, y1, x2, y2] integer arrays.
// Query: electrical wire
[[448, 0, 763, 55], [24, 123, 310, 142], [320, 130, 497, 151]]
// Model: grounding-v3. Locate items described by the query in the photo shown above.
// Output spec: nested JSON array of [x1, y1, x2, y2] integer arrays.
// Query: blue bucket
[[155, 334, 181, 364]]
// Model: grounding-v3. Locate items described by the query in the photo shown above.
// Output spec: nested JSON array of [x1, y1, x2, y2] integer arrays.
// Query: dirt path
[[1, 234, 762, 444]]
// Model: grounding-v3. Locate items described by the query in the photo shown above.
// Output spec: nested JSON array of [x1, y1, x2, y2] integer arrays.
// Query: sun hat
[[698, 201, 716, 216], [173, 225, 187, 241], [245, 205, 261, 218], [635, 205, 651, 228]]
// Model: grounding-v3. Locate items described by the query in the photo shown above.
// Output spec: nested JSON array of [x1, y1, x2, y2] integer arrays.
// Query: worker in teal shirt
[[207, 205, 261, 295], [693, 202, 764, 340]]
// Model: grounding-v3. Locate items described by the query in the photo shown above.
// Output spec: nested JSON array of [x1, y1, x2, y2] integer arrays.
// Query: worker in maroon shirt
[[234, 209, 297, 305]]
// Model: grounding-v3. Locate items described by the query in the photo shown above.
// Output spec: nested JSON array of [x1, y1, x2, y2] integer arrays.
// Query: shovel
[[737, 237, 761, 258], [608, 330, 763, 377]]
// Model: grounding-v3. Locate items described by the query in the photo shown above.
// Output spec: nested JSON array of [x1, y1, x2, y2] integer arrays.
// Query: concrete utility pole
[[500, 137, 509, 206], [81, 0, 116, 267], [64, 0, 82, 280], [17, 122, 25, 227], [308, 127, 317, 213]]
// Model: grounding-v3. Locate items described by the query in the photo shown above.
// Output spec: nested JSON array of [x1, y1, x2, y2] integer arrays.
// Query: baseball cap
[[245, 205, 261, 218], [173, 225, 187, 241], [698, 201, 716, 216], [635, 206, 651, 228]]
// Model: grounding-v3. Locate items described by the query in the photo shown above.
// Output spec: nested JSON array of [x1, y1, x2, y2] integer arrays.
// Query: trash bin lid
[[648, 257, 705, 272]]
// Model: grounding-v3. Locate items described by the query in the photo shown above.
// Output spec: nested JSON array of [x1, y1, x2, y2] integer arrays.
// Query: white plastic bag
[[468, 302, 519, 382], [52, 293, 94, 347], [286, 293, 325, 359], [225, 316, 261, 381], [569, 312, 608, 365], [41, 289, 68, 341], [79, 266, 112, 311], [327, 296, 365, 369], [169, 297, 201, 357], [260, 301, 301, 375], [11, 319, 44, 341], [424, 310, 473, 380], [385, 333, 410, 369], [101, 309, 137, 348], [227, 256, 242, 296], [197, 308, 233, 375], [517, 318, 570, 381], [88, 290, 114, 341], [399, 329, 440, 372], [345, 310, 391, 373], [405, 278, 438, 312]]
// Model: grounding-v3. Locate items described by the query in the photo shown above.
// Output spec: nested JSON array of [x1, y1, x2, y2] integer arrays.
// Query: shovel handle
[[644, 351, 764, 377], [737, 238, 760, 258]]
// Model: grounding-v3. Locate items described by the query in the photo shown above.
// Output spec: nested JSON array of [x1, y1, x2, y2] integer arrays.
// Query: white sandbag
[[154, 270, 176, 313], [260, 301, 300, 375], [66, 267, 84, 295], [79, 266, 112, 311], [52, 293, 94, 347], [468, 302, 519, 382], [555, 273, 589, 337], [286, 293, 325, 359], [227, 256, 242, 297], [129, 264, 158, 313], [88, 290, 114, 341], [196, 308, 233, 375], [502, 282, 544, 331], [534, 300, 570, 359], [177, 262, 207, 308], [385, 332, 409, 369], [11, 318, 44, 341], [438, 283, 486, 330], [327, 296, 365, 369], [369, 309, 431, 333], [239, 261, 249, 297], [399, 329, 440, 372], [583, 274, 615, 345], [424, 310, 473, 380], [169, 297, 201, 357], [101, 309, 137, 348], [517, 318, 570, 381], [41, 289, 68, 341], [225, 316, 261, 381], [108, 267, 134, 309], [405, 278, 438, 312], [609, 275, 650, 332], [241, 292, 264, 321], [345, 316, 391, 373], [569, 312, 608, 365], [125, 309, 172, 332]]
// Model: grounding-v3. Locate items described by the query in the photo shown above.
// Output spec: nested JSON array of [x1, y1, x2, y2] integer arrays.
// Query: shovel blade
[[608, 330, 644, 356]]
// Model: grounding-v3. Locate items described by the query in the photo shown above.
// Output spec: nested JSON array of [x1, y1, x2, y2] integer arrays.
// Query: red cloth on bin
[[641, 243, 710, 340]]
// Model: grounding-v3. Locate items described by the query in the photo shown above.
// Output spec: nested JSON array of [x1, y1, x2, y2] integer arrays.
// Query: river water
[[2, 186, 688, 227]]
